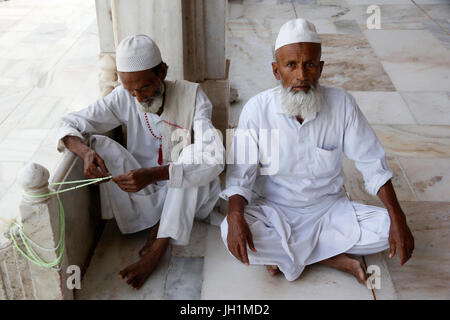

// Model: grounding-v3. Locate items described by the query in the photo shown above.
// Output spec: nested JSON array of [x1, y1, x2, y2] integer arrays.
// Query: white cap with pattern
[[275, 18, 321, 51], [116, 34, 162, 72]]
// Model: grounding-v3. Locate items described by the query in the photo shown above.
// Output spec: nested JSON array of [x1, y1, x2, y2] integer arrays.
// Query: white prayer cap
[[116, 35, 162, 72], [275, 18, 321, 51]]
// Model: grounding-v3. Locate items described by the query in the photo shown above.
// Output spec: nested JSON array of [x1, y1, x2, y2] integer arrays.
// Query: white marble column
[[95, 0, 119, 97]]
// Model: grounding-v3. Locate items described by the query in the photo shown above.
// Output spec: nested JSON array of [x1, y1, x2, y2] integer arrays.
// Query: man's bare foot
[[266, 265, 280, 276], [139, 222, 160, 258], [119, 237, 169, 289], [319, 254, 367, 285]]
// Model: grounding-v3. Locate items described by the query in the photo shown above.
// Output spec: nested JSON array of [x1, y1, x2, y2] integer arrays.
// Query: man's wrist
[[148, 165, 170, 182], [77, 145, 91, 160], [228, 210, 244, 219], [63, 136, 91, 159], [387, 207, 406, 224]]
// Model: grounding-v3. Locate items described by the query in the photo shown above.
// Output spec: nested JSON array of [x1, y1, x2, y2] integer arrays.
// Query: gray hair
[[272, 46, 279, 63]]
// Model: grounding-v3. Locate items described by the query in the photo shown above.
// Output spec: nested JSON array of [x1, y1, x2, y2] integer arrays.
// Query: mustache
[[290, 82, 314, 89], [142, 90, 162, 104]]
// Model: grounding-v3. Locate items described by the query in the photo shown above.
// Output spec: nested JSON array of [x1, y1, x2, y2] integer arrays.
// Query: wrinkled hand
[[227, 211, 256, 265], [388, 213, 415, 266], [82, 149, 111, 184], [112, 168, 155, 193]]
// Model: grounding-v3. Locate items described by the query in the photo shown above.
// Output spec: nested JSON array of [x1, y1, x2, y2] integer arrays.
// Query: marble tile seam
[[0, 90, 34, 128], [398, 91, 420, 125], [160, 246, 174, 300], [290, 0, 299, 19], [391, 156, 420, 201], [412, 0, 450, 36]]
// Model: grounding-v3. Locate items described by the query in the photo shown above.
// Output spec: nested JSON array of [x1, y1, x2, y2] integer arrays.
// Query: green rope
[[9, 176, 112, 269]]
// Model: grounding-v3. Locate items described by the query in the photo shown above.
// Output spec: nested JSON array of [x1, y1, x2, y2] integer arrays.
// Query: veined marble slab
[[164, 257, 203, 300], [0, 161, 25, 201], [0, 183, 22, 238], [415, 0, 450, 5], [372, 124, 450, 158], [320, 34, 396, 91], [0, 129, 49, 162], [172, 221, 209, 258], [0, 86, 32, 124], [202, 225, 395, 299], [400, 92, 450, 126], [364, 29, 450, 92], [76, 221, 171, 300], [382, 201, 450, 299], [345, 0, 410, 4], [422, 19, 450, 49], [397, 158, 450, 202], [350, 91, 416, 125], [421, 4, 450, 25], [229, 1, 295, 22], [346, 5, 428, 31], [343, 155, 417, 202]]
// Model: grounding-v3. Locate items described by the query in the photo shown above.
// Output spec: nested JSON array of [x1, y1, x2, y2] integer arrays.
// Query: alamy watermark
[[366, 5, 381, 30], [366, 264, 381, 290]]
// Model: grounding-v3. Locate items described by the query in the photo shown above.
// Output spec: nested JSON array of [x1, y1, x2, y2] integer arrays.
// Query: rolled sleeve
[[55, 87, 123, 153], [343, 93, 393, 196], [365, 166, 393, 196], [220, 100, 260, 205], [56, 125, 86, 153], [219, 186, 253, 204]]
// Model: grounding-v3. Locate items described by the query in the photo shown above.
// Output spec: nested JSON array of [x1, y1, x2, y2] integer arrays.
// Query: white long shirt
[[56, 84, 224, 188], [220, 84, 393, 270], [221, 84, 393, 207]]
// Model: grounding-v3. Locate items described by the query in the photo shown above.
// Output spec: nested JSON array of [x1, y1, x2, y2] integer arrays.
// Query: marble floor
[[0, 0, 449, 300]]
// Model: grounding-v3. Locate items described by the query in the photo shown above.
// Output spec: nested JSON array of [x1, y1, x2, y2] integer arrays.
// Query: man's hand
[[112, 168, 156, 193], [83, 149, 111, 182], [388, 211, 415, 266], [226, 211, 256, 265], [62, 135, 110, 184], [377, 179, 415, 266]]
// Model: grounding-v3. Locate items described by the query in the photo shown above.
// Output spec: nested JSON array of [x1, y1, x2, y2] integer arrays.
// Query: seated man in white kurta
[[221, 19, 414, 284], [56, 35, 224, 289]]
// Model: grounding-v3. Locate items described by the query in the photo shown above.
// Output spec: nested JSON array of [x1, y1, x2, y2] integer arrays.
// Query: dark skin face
[[119, 62, 168, 104], [272, 42, 324, 94]]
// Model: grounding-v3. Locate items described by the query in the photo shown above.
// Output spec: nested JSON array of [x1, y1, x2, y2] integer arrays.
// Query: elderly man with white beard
[[220, 19, 415, 284], [56, 35, 224, 289]]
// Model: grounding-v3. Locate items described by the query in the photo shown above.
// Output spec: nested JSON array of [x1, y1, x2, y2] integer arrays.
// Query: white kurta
[[220, 85, 392, 281], [56, 84, 224, 241]]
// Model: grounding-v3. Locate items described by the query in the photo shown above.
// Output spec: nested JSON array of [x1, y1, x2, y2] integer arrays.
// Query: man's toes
[[266, 265, 279, 276], [134, 277, 146, 290], [130, 277, 141, 289], [125, 272, 137, 285], [354, 263, 367, 285], [119, 266, 133, 279]]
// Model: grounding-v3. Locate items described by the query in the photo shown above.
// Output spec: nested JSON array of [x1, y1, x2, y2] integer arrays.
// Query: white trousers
[[221, 199, 390, 281], [91, 135, 221, 245]]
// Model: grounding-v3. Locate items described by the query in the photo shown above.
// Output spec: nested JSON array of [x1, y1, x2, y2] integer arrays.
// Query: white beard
[[280, 83, 323, 119], [135, 81, 165, 114]]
